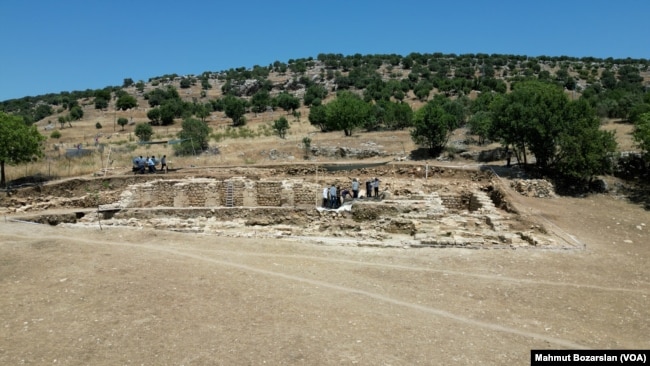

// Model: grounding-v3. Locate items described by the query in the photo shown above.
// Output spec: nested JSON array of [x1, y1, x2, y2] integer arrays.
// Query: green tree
[[146, 85, 180, 107], [201, 78, 212, 90], [325, 91, 371, 136], [69, 105, 84, 121], [308, 104, 328, 132], [222, 95, 247, 126], [174, 118, 212, 156], [491, 81, 568, 167], [135, 81, 146, 93], [410, 101, 457, 155], [275, 92, 301, 114], [194, 103, 211, 122], [633, 112, 650, 156], [134, 122, 153, 142], [390, 102, 414, 130], [116, 94, 138, 110], [251, 90, 271, 114], [117, 117, 128, 131], [159, 103, 178, 126], [302, 136, 311, 158], [34, 104, 54, 121], [0, 112, 45, 187], [147, 108, 161, 125], [554, 99, 617, 182], [272, 116, 290, 139], [304, 85, 328, 106], [492, 81, 617, 181], [94, 98, 109, 110], [180, 78, 192, 89], [467, 111, 493, 145], [58, 115, 69, 129]]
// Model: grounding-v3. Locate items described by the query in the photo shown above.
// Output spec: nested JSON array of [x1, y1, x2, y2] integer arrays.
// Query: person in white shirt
[[373, 177, 380, 198], [322, 187, 329, 207], [351, 178, 359, 199], [147, 156, 156, 173]]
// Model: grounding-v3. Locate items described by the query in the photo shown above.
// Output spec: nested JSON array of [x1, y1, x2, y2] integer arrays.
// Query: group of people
[[365, 177, 380, 198], [322, 177, 381, 209], [133, 155, 167, 174]]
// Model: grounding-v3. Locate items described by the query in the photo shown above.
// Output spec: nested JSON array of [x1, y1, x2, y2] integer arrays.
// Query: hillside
[[1, 53, 649, 186]]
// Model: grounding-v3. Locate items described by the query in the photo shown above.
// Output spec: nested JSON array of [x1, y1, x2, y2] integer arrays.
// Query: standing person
[[373, 177, 380, 198], [160, 155, 167, 173], [322, 186, 329, 208], [351, 178, 359, 199], [147, 156, 156, 173], [365, 179, 372, 198], [336, 186, 342, 208], [328, 184, 337, 209]]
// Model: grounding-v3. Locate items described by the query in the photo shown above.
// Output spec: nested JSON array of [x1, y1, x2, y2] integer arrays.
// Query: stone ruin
[[4, 165, 577, 250], [53, 175, 566, 250]]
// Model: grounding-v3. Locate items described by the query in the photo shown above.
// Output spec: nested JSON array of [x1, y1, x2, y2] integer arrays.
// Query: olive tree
[[174, 118, 212, 156], [410, 101, 457, 155], [491, 81, 617, 182], [633, 112, 650, 156], [134, 122, 153, 142], [116, 94, 138, 110], [117, 117, 129, 131], [0, 112, 45, 187], [325, 91, 371, 136], [272, 116, 290, 138]]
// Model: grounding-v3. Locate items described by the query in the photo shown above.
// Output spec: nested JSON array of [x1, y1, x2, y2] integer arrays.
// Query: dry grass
[[17, 72, 642, 184]]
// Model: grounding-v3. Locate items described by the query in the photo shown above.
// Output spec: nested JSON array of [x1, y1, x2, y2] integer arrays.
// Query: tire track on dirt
[[5, 227, 645, 294], [2, 230, 589, 349], [167, 246, 650, 295]]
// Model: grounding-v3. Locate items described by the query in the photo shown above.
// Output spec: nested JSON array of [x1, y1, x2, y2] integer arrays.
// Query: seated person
[[135, 156, 145, 174]]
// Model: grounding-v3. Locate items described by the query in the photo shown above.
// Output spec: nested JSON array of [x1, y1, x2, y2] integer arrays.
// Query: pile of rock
[[310, 145, 387, 158], [510, 179, 555, 198]]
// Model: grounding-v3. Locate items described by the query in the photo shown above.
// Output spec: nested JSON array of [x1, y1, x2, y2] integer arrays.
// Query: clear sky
[[1, 0, 648, 102]]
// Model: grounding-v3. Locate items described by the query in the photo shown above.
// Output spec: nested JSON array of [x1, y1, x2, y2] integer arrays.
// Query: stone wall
[[256, 181, 282, 206], [114, 178, 320, 209], [439, 194, 467, 211], [440, 192, 489, 212]]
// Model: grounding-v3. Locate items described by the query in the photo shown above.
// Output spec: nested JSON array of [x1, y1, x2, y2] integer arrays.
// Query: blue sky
[[1, 0, 648, 102]]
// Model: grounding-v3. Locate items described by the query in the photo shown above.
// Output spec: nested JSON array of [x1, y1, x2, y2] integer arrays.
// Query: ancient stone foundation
[[102, 178, 323, 210], [9, 170, 575, 250]]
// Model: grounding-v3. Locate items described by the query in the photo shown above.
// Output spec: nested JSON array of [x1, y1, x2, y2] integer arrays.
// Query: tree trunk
[[0, 160, 5, 188]]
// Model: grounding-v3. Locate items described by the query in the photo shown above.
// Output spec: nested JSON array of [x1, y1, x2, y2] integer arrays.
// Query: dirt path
[[1, 187, 649, 365]]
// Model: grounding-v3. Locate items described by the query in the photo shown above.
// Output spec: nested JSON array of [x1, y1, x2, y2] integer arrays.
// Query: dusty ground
[[4, 72, 649, 364], [1, 166, 649, 365]]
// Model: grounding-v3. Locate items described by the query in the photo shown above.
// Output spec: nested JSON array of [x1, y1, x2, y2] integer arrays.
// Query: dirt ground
[[4, 75, 649, 364], [1, 166, 649, 365]]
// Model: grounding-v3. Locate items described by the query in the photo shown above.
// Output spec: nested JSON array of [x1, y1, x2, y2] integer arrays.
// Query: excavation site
[[2, 163, 579, 250]]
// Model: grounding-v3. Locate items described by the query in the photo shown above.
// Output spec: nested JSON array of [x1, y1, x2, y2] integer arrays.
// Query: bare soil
[[1, 163, 649, 365]]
